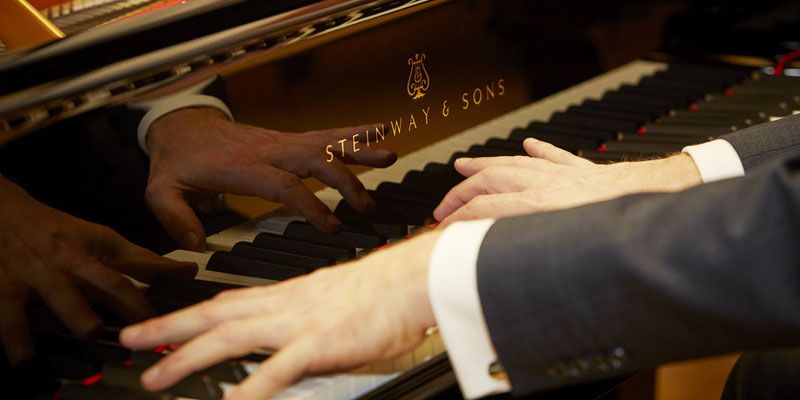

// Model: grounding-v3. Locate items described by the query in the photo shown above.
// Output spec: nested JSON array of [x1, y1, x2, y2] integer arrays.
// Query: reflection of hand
[[0, 178, 197, 366], [434, 138, 702, 226], [145, 108, 397, 250], [121, 231, 440, 400]]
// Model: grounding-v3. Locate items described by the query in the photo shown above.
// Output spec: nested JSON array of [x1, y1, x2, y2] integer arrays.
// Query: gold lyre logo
[[406, 53, 430, 100]]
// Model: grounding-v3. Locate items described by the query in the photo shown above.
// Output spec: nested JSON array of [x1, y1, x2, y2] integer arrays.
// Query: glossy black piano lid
[[0, 0, 317, 96]]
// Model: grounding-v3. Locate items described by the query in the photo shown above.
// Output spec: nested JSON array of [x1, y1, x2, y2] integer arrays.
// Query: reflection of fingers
[[319, 124, 397, 167], [0, 295, 34, 366], [31, 270, 102, 338], [524, 138, 593, 166], [230, 165, 341, 233], [227, 337, 316, 400], [145, 184, 206, 251], [311, 158, 374, 213], [141, 316, 291, 391], [68, 253, 154, 322]]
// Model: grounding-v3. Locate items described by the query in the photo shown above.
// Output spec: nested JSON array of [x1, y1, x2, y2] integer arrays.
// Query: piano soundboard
[[9, 59, 800, 399]]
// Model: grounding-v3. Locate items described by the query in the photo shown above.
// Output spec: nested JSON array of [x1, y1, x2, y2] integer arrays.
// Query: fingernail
[[454, 158, 470, 165], [183, 232, 201, 251], [326, 214, 342, 226]]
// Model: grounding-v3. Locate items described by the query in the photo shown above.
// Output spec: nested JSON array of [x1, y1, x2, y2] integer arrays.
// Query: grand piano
[[1, 0, 800, 399]]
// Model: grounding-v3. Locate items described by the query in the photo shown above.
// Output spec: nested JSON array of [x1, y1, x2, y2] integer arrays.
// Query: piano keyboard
[[23, 60, 799, 399], [39, 0, 171, 35]]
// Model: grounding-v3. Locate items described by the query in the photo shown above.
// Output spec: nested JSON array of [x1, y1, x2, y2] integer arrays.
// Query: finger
[[245, 166, 341, 233], [440, 193, 535, 227], [145, 183, 206, 251], [524, 138, 593, 166], [453, 155, 559, 177], [0, 293, 35, 366], [433, 167, 530, 221], [226, 337, 317, 400], [311, 158, 375, 213], [318, 124, 397, 168], [140, 316, 292, 391], [97, 229, 198, 283], [30, 268, 102, 338], [66, 251, 154, 322], [121, 289, 277, 349]]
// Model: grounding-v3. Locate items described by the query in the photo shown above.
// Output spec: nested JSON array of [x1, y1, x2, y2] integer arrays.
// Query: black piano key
[[60, 382, 172, 400], [375, 181, 445, 203], [749, 74, 800, 88], [231, 242, 329, 271], [663, 68, 745, 85], [148, 279, 240, 304], [616, 132, 713, 146], [601, 91, 688, 110], [693, 101, 788, 115], [641, 123, 736, 136], [601, 141, 683, 155], [565, 105, 655, 124], [483, 138, 526, 151], [132, 351, 248, 383], [507, 129, 600, 151], [367, 189, 439, 209], [422, 162, 460, 176], [667, 63, 751, 81], [103, 363, 223, 400], [34, 332, 130, 366], [578, 99, 666, 119], [549, 112, 640, 133], [283, 221, 386, 249], [252, 232, 352, 261], [526, 121, 616, 140], [668, 108, 768, 122], [616, 84, 698, 103], [657, 113, 754, 127], [334, 201, 430, 228], [207, 252, 306, 281], [639, 73, 727, 96], [619, 81, 707, 100], [401, 170, 461, 194]]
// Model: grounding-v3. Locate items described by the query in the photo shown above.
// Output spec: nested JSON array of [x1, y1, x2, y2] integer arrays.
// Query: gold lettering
[[461, 92, 470, 110], [421, 106, 431, 124], [325, 145, 334, 163], [442, 100, 450, 117], [338, 138, 347, 157], [365, 129, 370, 147], [498, 78, 506, 96], [408, 114, 417, 131], [473, 88, 483, 105], [352, 134, 360, 153], [486, 82, 495, 100], [376, 124, 385, 142], [390, 119, 403, 136]]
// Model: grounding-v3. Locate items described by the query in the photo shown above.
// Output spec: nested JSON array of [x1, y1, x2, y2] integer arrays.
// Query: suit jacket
[[476, 122, 800, 395], [722, 113, 800, 171]]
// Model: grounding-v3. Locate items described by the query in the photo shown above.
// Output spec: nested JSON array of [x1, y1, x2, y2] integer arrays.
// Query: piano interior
[[1, 0, 799, 399]]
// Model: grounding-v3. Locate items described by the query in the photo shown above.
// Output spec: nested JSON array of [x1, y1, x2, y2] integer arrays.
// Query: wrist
[[147, 107, 229, 154], [621, 153, 702, 193]]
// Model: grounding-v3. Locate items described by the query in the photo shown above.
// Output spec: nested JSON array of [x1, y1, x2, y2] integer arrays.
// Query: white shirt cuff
[[131, 78, 233, 155], [682, 139, 745, 183], [428, 218, 511, 399]]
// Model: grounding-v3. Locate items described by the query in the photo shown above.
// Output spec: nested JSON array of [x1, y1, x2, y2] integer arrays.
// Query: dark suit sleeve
[[720, 113, 800, 172], [476, 153, 800, 396]]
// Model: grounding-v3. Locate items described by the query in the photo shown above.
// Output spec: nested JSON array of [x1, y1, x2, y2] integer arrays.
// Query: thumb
[[145, 183, 206, 251]]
